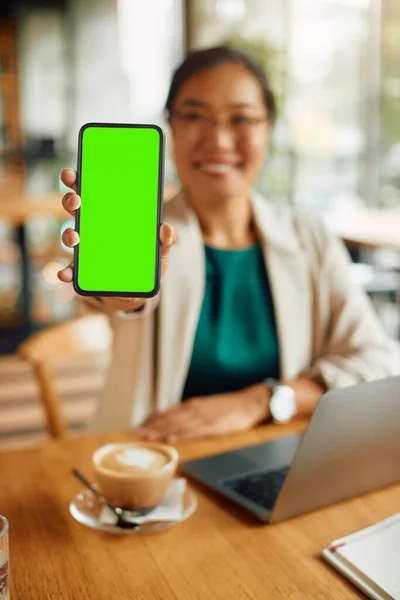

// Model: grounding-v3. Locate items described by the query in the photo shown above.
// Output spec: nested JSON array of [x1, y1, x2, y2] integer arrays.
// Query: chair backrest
[[17, 315, 112, 439]]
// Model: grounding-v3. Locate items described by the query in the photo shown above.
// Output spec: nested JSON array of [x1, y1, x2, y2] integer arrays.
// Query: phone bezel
[[73, 122, 164, 298]]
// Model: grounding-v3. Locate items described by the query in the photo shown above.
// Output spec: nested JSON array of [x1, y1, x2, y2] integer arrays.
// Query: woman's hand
[[137, 384, 270, 443], [57, 168, 178, 312]]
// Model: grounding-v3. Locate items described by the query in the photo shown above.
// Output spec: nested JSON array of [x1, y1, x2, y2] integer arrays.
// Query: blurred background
[[0, 0, 399, 447]]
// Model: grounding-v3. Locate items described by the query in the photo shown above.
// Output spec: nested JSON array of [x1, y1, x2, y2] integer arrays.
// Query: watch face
[[270, 386, 296, 423]]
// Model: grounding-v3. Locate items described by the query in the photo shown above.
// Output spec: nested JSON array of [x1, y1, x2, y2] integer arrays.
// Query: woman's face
[[170, 62, 271, 203]]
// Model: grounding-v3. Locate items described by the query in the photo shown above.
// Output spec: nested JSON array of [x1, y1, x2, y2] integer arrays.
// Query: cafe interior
[[0, 1, 399, 599]]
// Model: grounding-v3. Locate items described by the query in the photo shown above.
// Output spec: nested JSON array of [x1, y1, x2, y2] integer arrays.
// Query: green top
[[182, 244, 280, 400]]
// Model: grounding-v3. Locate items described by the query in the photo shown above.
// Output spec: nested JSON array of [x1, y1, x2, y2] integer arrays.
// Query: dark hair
[[165, 45, 277, 123]]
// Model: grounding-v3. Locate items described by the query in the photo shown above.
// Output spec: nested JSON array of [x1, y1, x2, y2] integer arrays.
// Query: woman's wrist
[[281, 377, 326, 419], [244, 383, 271, 424], [92, 296, 147, 313], [123, 301, 146, 313]]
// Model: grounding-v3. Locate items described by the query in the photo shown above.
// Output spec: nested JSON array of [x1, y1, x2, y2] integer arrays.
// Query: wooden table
[[0, 192, 67, 226], [326, 207, 400, 251], [1, 422, 399, 599]]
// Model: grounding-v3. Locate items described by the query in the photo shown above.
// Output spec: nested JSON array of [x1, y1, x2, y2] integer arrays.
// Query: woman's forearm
[[282, 376, 327, 418]]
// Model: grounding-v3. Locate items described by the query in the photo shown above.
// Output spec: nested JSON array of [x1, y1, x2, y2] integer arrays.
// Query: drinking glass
[[0, 516, 9, 600]]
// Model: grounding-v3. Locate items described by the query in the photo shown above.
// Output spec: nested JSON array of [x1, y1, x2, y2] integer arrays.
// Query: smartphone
[[73, 122, 164, 297]]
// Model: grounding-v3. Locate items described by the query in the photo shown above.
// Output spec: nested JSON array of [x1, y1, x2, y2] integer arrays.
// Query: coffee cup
[[92, 442, 179, 511]]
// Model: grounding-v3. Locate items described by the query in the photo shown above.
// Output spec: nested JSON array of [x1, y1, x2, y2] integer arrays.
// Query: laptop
[[180, 376, 400, 523]]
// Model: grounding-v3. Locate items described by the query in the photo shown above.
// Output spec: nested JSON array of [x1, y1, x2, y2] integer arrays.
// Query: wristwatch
[[265, 379, 296, 424]]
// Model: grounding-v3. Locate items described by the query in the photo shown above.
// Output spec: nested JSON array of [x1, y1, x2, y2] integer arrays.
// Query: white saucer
[[69, 484, 197, 535]]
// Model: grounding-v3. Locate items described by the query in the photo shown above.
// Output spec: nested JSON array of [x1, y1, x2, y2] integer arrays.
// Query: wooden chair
[[17, 315, 112, 439]]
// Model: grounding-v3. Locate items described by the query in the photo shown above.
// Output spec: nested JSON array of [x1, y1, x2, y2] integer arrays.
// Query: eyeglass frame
[[168, 111, 270, 134]]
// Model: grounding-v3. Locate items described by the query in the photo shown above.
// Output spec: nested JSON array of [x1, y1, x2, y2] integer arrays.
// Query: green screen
[[77, 125, 162, 294]]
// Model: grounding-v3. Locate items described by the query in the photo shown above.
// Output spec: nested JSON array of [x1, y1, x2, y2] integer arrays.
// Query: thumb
[[159, 222, 178, 277], [160, 222, 178, 256]]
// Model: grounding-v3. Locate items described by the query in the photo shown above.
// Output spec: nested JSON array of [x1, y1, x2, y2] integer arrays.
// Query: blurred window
[[188, 0, 397, 212], [117, 0, 185, 182], [381, 0, 400, 207]]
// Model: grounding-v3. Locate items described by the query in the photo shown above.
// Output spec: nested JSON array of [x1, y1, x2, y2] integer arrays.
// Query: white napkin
[[99, 478, 187, 525]]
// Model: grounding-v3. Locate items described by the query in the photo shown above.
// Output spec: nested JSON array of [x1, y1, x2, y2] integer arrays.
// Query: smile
[[194, 162, 241, 175]]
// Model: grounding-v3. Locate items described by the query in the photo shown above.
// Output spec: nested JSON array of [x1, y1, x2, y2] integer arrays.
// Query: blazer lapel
[[156, 191, 205, 410], [251, 193, 313, 380]]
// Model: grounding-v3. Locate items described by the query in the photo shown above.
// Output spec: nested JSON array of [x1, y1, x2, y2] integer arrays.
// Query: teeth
[[198, 163, 234, 174]]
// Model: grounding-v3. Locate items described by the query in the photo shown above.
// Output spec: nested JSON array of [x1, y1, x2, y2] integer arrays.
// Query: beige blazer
[[88, 190, 399, 433]]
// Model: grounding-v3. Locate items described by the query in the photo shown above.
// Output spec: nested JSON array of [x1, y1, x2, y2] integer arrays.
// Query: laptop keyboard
[[221, 465, 290, 511]]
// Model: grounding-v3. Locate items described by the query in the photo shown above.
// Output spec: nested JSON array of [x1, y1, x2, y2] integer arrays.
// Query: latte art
[[100, 447, 169, 473]]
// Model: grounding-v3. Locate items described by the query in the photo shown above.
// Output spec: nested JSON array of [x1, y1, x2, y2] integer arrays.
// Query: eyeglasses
[[169, 111, 269, 136]]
